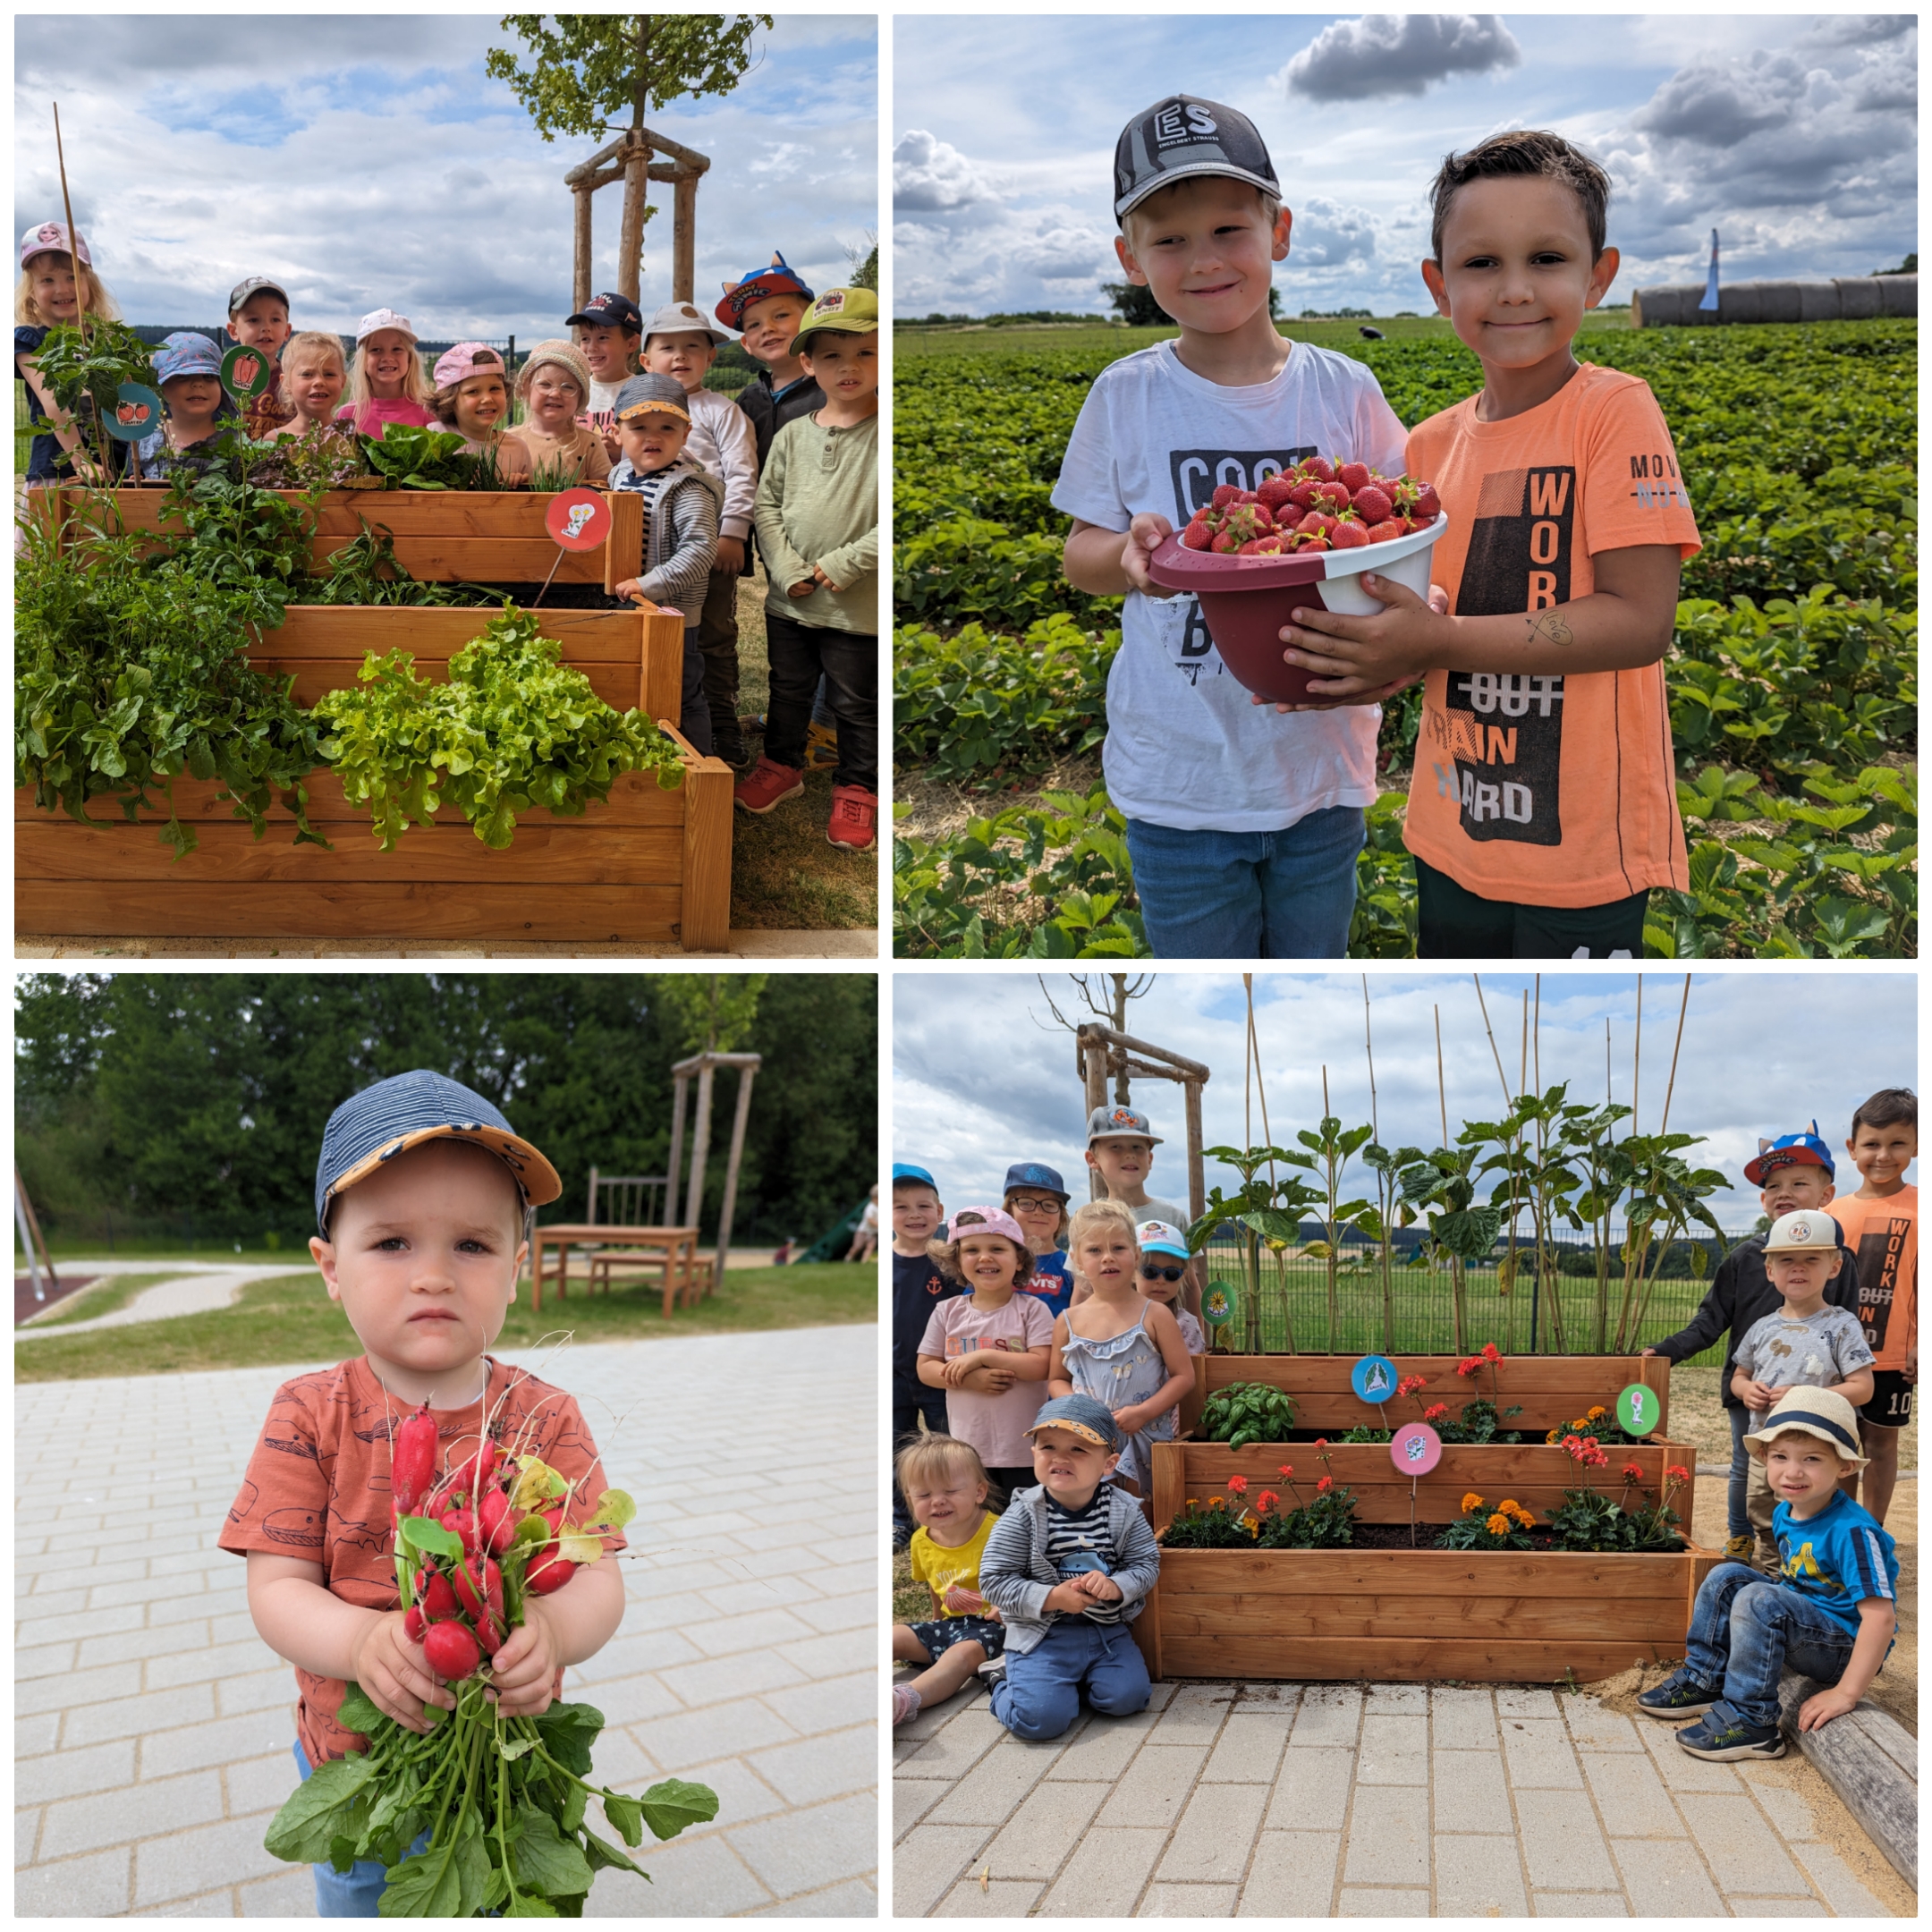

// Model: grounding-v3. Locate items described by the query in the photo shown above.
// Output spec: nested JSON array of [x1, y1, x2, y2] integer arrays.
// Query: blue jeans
[[991, 1618, 1151, 1741], [292, 1739, 429, 1917], [1123, 807, 1364, 958], [1727, 1404, 1752, 1540], [1682, 1563, 1858, 1731]]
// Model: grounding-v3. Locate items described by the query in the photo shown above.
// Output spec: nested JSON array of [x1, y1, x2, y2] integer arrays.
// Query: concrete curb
[[1779, 1674, 1918, 1889]]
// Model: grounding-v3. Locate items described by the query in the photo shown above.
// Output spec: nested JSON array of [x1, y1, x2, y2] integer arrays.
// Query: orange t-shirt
[[1402, 363, 1701, 908], [218, 1355, 623, 1765], [1831, 1186, 1918, 1372]]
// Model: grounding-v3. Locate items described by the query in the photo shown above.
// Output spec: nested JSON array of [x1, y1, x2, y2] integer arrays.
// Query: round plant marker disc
[[1202, 1280, 1236, 1328], [220, 343, 272, 400], [546, 486, 611, 550], [1616, 1383, 1657, 1437], [1390, 1422, 1442, 1475], [1352, 1353, 1398, 1403], [106, 382, 162, 441]]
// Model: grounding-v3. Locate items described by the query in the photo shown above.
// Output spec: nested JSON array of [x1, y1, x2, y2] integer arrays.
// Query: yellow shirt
[[909, 1510, 995, 1615]]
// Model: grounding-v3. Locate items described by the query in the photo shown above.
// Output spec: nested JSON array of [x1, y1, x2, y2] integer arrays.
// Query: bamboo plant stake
[[52, 101, 114, 486], [1435, 1006, 1466, 1352], [1474, 973, 1520, 1354], [1623, 976, 1697, 1345], [1364, 976, 1395, 1354]]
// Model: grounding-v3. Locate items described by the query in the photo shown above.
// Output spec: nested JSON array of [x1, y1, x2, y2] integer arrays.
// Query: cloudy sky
[[15, 15, 877, 341], [894, 13, 1917, 317], [895, 971, 1917, 1230]]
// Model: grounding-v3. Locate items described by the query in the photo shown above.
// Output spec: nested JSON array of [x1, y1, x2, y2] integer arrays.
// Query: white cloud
[[1279, 14, 1521, 103], [893, 129, 996, 214]]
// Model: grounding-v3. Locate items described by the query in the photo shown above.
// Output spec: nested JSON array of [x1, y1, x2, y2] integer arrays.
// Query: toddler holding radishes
[[221, 1071, 628, 1916]]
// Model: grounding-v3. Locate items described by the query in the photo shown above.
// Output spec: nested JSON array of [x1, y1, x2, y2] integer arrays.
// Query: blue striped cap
[[315, 1070, 561, 1234]]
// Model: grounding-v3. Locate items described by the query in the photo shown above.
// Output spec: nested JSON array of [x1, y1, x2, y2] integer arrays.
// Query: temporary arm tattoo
[[1526, 611, 1574, 647]]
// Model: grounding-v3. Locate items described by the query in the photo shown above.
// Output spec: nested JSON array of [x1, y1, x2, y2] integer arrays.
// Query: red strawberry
[[1366, 518, 1407, 544], [1295, 534, 1331, 553], [1315, 481, 1352, 514], [1238, 536, 1286, 555], [1412, 482, 1442, 520], [1257, 476, 1299, 513], [1351, 485, 1393, 525], [1211, 530, 1243, 553], [1181, 520, 1214, 550], [1286, 479, 1322, 513], [1300, 456, 1335, 483], [1211, 484, 1242, 510], [1297, 511, 1336, 537], [1329, 518, 1370, 550], [1338, 462, 1371, 493]]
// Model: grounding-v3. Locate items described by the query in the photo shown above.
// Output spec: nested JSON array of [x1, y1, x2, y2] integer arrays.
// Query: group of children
[[15, 225, 878, 852], [892, 1087, 1915, 1763], [1055, 97, 1708, 958]]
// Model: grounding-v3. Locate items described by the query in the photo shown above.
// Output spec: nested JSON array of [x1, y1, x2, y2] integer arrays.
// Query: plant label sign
[[546, 487, 612, 551], [1202, 1280, 1236, 1328], [1352, 1354, 1398, 1403], [1390, 1422, 1442, 1475], [220, 343, 273, 401], [1616, 1383, 1656, 1436], [106, 382, 162, 441]]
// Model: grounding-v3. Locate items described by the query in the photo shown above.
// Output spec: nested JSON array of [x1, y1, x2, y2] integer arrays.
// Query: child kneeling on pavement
[[979, 1394, 1160, 1741], [1638, 1386, 1898, 1759]]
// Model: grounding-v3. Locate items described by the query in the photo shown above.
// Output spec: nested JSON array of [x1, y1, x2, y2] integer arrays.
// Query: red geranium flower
[[1316, 1474, 1334, 1495], [1455, 1356, 1480, 1377], [1257, 1490, 1279, 1513], [1313, 1437, 1328, 1451], [1279, 1464, 1294, 1479], [1396, 1374, 1428, 1397], [1482, 1343, 1501, 1363], [1665, 1464, 1690, 1485], [1622, 1462, 1645, 1484], [1424, 1403, 1449, 1423], [1227, 1475, 1249, 1496]]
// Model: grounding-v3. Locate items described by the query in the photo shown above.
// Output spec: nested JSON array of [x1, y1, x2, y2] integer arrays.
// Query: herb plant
[[360, 424, 482, 491], [1199, 1382, 1297, 1449]]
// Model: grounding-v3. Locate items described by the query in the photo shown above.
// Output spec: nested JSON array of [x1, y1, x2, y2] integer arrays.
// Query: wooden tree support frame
[[565, 125, 709, 310], [665, 1048, 762, 1285], [1076, 1021, 1210, 1224]]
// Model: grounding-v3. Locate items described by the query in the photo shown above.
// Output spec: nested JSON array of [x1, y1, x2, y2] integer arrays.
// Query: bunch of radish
[[1180, 458, 1442, 557]]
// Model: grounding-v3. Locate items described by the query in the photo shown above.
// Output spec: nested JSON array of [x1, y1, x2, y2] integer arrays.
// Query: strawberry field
[[893, 318, 1916, 958]]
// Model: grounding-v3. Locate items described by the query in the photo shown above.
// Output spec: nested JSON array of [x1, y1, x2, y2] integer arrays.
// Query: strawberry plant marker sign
[[1616, 1384, 1657, 1437], [105, 382, 161, 440], [220, 343, 272, 401], [1352, 1353, 1398, 1403]]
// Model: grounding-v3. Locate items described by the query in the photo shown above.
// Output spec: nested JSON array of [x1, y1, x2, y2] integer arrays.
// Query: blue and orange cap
[[715, 251, 816, 332], [1743, 1124, 1835, 1187]]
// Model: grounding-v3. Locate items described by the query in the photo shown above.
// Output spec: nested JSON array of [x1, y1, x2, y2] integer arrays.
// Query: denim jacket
[[979, 1483, 1161, 1656]]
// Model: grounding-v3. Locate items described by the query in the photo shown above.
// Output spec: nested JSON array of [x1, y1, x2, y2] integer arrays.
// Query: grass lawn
[[21, 1271, 181, 1327], [15, 1261, 875, 1382]]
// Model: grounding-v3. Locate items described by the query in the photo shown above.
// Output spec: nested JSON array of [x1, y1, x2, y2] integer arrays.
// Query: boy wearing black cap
[[219, 1072, 627, 1915], [567, 290, 646, 459], [1644, 1126, 1861, 1563], [1055, 94, 1410, 957], [226, 275, 295, 439]]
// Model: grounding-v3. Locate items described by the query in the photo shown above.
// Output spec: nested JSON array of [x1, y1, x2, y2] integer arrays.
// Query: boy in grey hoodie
[[979, 1394, 1160, 1741], [611, 371, 723, 754]]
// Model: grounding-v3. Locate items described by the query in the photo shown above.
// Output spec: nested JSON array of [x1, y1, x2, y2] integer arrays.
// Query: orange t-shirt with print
[[218, 1355, 623, 1766], [1402, 362, 1701, 907], [1831, 1186, 1918, 1373]]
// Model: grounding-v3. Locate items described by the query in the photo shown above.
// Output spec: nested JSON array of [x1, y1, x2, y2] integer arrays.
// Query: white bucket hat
[[1743, 1387, 1868, 1470]]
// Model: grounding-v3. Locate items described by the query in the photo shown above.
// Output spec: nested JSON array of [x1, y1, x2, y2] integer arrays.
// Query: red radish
[[441, 1509, 481, 1557], [419, 1572, 462, 1623], [391, 1402, 439, 1518], [475, 1613, 507, 1657], [453, 1556, 503, 1623], [403, 1606, 427, 1642], [479, 1488, 516, 1555], [526, 1553, 576, 1596], [423, 1619, 481, 1681], [462, 1439, 497, 1492]]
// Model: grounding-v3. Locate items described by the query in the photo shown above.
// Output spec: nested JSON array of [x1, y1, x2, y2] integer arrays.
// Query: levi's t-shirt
[[219, 1355, 621, 1766], [1051, 339, 1407, 833], [1402, 363, 1701, 907], [1831, 1187, 1918, 1372]]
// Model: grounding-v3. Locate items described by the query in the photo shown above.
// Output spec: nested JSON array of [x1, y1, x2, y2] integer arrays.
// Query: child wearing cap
[[1085, 1103, 1187, 1228], [131, 332, 235, 479], [979, 1393, 1162, 1741], [1637, 1387, 1897, 1758], [503, 339, 611, 487], [428, 343, 533, 485], [566, 291, 646, 456], [717, 253, 822, 469], [608, 371, 724, 753], [644, 301, 762, 767], [1832, 1089, 1917, 1526], [226, 275, 296, 440], [737, 286, 880, 852], [1004, 1163, 1077, 1321], [1056, 95, 1411, 956], [1644, 1127, 1862, 1563], [1275, 131, 1699, 959], [218, 1071, 627, 1914], [1730, 1209, 1876, 1575], [337, 309, 437, 438], [892, 1164, 961, 1549], [919, 1208, 1055, 1499], [15, 218, 122, 486], [893, 1433, 1004, 1728]]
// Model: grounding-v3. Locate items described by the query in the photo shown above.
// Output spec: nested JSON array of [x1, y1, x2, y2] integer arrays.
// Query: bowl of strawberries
[[1146, 458, 1447, 704]]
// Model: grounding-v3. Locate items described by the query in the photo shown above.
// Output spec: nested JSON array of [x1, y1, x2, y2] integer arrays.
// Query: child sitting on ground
[[337, 308, 437, 438], [503, 339, 610, 487], [218, 1071, 627, 1914], [607, 372, 723, 752], [1004, 1162, 1077, 1320], [644, 301, 761, 767], [1052, 1199, 1194, 1497], [1730, 1210, 1876, 1573], [892, 1164, 958, 1550], [1638, 1388, 1897, 1759], [567, 290, 644, 459], [1643, 1126, 1861, 1563], [918, 1207, 1055, 1500], [979, 1394, 1161, 1742], [226, 275, 295, 439], [892, 1434, 1003, 1727], [15, 219, 120, 487], [429, 343, 532, 484], [1831, 1089, 1918, 1527], [132, 332, 233, 479]]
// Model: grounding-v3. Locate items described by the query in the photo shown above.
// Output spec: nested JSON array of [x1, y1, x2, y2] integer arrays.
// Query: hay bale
[[1836, 277, 1883, 319], [1877, 273, 1918, 317]]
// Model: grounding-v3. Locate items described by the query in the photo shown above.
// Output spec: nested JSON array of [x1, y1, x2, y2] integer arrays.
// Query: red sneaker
[[826, 784, 877, 852], [733, 756, 805, 815]]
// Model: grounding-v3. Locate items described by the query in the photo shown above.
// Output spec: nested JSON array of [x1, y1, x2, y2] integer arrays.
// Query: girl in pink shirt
[[335, 307, 436, 438]]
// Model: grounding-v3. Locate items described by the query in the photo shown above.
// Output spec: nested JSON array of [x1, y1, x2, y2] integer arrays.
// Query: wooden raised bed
[[1178, 1351, 1671, 1440], [16, 605, 733, 951], [52, 487, 644, 592], [1140, 1438, 1720, 1685]]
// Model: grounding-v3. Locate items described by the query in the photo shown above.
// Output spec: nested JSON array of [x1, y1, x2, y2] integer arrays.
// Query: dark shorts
[[907, 1614, 1004, 1663], [1415, 855, 1648, 960], [1860, 1370, 1914, 1429]]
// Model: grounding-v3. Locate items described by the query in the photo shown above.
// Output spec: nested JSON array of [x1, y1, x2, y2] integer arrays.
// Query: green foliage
[[1546, 1484, 1685, 1554], [304, 522, 501, 608], [894, 614, 1119, 785], [315, 605, 686, 850], [1437, 1497, 1536, 1551], [1160, 1478, 1359, 1550], [358, 424, 480, 491], [1199, 1381, 1298, 1449], [26, 317, 158, 431]]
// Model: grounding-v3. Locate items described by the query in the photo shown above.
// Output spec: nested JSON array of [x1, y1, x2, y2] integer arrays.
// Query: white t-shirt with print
[[1051, 339, 1408, 834]]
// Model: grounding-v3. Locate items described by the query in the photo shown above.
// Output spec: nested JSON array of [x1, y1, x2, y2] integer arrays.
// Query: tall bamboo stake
[[1365, 977, 1394, 1352], [52, 102, 113, 485], [1434, 1005, 1465, 1351], [1632, 976, 1644, 1139], [1472, 974, 1513, 1104], [1659, 975, 1692, 1134]]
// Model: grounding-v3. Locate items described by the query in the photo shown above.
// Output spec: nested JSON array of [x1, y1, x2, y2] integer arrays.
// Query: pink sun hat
[[21, 219, 90, 268], [945, 1206, 1029, 1248], [432, 341, 506, 388]]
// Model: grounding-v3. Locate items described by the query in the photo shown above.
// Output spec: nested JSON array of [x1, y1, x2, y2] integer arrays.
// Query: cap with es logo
[[1114, 93, 1279, 221]]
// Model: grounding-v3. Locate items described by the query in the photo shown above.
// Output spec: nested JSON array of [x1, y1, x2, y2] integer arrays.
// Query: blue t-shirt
[[1017, 1250, 1076, 1322], [1772, 1489, 1899, 1648], [894, 1247, 962, 1401]]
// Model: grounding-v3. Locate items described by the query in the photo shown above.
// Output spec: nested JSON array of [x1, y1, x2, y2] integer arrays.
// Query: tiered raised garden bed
[[20, 493, 733, 950], [1142, 1352, 1715, 1684]]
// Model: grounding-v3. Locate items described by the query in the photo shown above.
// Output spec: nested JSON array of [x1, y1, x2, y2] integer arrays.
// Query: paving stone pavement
[[893, 1677, 1898, 1918], [17, 1326, 877, 1917]]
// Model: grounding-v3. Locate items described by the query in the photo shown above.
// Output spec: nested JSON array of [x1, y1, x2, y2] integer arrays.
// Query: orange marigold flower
[[1209, 1496, 1225, 1508], [1186, 1498, 1199, 1507], [1587, 1405, 1607, 1420], [1462, 1492, 1484, 1513], [1486, 1513, 1513, 1537], [1317, 1474, 1334, 1495], [1227, 1475, 1249, 1495]]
